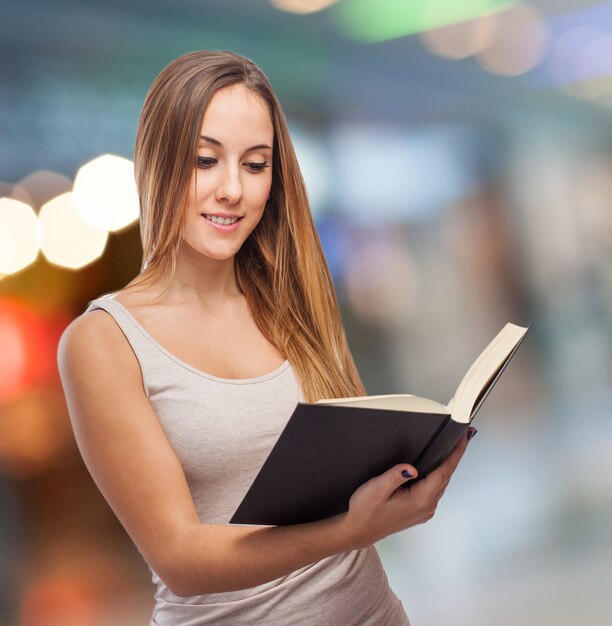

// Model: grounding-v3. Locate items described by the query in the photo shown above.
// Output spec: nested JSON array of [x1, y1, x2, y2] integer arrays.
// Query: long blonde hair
[[129, 50, 365, 402]]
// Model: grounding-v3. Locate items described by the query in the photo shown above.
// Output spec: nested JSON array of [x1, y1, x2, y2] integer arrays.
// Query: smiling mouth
[[201, 214, 244, 225]]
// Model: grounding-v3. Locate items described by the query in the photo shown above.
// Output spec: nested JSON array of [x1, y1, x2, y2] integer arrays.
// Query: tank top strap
[[82, 293, 165, 396], [83, 293, 150, 351]]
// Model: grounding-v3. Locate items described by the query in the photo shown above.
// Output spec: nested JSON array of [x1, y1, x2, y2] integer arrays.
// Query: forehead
[[200, 85, 273, 142]]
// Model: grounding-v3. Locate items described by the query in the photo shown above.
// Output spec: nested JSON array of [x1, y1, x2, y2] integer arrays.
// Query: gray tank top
[[83, 292, 410, 626]]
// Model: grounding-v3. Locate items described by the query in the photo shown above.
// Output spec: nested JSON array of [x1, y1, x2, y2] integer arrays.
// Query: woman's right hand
[[343, 428, 476, 550]]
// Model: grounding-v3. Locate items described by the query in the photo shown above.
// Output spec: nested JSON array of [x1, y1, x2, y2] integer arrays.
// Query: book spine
[[412, 415, 451, 473], [412, 418, 468, 480]]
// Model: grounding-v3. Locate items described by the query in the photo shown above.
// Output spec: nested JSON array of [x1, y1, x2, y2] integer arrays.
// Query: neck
[[144, 240, 244, 308]]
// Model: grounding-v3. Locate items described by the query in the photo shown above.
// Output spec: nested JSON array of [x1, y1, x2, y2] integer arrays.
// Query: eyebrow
[[199, 135, 273, 152]]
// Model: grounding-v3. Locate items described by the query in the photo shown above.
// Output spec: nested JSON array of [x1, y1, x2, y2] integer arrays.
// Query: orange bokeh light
[[0, 298, 66, 402], [18, 575, 96, 626]]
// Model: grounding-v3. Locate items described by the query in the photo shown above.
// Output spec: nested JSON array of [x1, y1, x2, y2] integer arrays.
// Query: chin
[[181, 237, 239, 260], [199, 243, 241, 261]]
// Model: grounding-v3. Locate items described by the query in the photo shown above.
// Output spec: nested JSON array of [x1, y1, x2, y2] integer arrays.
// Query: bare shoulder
[[57, 303, 139, 383], [56, 303, 149, 459], [58, 282, 158, 365]]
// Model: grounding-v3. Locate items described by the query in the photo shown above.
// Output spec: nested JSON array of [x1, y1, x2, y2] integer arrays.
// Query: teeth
[[205, 215, 239, 225]]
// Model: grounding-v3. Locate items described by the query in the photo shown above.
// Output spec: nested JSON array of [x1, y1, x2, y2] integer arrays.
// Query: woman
[[57, 50, 473, 625]]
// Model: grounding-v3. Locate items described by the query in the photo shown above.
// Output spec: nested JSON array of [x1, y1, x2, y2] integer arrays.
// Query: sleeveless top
[[83, 292, 410, 626]]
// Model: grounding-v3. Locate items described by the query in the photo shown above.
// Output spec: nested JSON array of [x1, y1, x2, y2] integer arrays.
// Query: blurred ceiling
[[1, 0, 611, 180]]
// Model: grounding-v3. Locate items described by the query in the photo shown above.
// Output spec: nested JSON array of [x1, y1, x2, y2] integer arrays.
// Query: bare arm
[[57, 310, 472, 598]]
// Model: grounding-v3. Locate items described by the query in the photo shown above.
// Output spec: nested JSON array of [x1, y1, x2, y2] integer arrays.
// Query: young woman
[[57, 50, 473, 625]]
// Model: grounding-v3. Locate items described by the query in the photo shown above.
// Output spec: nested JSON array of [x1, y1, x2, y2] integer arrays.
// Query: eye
[[196, 157, 271, 174], [246, 162, 271, 173], [196, 157, 216, 169]]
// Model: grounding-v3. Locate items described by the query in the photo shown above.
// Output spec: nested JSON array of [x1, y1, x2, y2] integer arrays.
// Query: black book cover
[[230, 404, 463, 526], [230, 323, 530, 526]]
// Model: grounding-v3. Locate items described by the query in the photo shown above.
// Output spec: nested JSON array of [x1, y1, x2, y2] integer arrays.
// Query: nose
[[215, 163, 242, 204]]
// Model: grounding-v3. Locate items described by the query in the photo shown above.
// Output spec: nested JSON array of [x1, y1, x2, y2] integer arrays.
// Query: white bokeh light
[[73, 154, 139, 233], [39, 192, 109, 269], [0, 198, 40, 275]]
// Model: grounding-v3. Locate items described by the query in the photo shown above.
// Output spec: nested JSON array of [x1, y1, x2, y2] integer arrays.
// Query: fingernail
[[401, 469, 413, 478], [467, 428, 478, 441]]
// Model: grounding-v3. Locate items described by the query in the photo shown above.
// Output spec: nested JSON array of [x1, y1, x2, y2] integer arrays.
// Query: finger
[[372, 463, 419, 502]]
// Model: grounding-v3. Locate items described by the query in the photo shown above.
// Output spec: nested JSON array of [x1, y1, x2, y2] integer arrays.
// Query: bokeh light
[[0, 388, 77, 478], [18, 574, 96, 626], [553, 29, 612, 99], [0, 298, 61, 402], [72, 154, 139, 233], [0, 198, 40, 276], [0, 300, 28, 400], [14, 170, 73, 209], [271, 0, 338, 14], [38, 192, 108, 270], [420, 11, 500, 59], [333, 0, 517, 43], [7, 183, 35, 208], [475, 4, 549, 76]]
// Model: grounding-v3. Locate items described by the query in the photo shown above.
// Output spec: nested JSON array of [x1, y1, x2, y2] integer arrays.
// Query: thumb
[[375, 464, 418, 500]]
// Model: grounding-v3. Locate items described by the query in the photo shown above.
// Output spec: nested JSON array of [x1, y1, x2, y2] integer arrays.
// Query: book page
[[452, 323, 530, 423], [315, 393, 449, 414]]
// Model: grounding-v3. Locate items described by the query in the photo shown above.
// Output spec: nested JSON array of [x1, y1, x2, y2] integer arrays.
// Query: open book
[[230, 322, 531, 526]]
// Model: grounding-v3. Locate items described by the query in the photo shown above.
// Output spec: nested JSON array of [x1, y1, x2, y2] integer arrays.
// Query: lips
[[200, 213, 242, 233], [200, 213, 243, 219]]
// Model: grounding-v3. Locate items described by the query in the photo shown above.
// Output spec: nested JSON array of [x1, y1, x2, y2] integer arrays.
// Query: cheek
[[251, 176, 272, 204]]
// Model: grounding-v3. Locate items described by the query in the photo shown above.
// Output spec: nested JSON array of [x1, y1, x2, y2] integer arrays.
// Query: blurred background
[[1, 0, 611, 624]]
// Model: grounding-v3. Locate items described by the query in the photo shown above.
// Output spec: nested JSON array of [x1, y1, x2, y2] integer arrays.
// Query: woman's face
[[182, 83, 274, 260]]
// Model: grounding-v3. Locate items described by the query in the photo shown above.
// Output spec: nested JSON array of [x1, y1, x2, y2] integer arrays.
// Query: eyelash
[[196, 157, 271, 173]]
